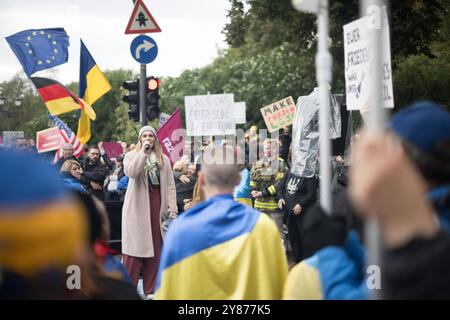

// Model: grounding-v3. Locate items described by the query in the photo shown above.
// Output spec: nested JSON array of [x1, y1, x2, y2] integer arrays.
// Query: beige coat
[[121, 150, 177, 258]]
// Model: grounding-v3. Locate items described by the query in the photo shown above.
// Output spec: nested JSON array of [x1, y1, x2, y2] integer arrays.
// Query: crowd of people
[[0, 100, 449, 299]]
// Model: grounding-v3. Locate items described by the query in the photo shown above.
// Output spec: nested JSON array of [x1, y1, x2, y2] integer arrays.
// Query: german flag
[[31, 77, 95, 120]]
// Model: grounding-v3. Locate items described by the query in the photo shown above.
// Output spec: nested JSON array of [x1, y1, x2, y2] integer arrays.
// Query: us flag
[[49, 114, 84, 163]]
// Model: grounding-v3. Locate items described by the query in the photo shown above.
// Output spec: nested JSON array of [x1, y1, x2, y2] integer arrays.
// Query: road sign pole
[[140, 63, 146, 126]]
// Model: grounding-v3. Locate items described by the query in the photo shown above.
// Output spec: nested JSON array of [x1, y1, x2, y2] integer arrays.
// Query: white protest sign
[[3, 131, 24, 146], [234, 102, 246, 124], [159, 112, 170, 127], [343, 8, 394, 111], [185, 94, 236, 136]]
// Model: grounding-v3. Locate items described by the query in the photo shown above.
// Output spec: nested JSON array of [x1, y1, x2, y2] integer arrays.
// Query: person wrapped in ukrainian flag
[[155, 145, 288, 299]]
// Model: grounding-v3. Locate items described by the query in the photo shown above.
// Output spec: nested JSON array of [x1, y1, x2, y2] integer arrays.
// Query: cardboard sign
[[234, 102, 246, 124], [185, 94, 236, 136], [3, 131, 25, 147], [260, 96, 296, 132], [343, 9, 394, 110], [36, 127, 63, 153], [159, 112, 171, 127]]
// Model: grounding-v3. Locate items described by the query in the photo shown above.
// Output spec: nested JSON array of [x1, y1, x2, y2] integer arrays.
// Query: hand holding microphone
[[143, 141, 151, 154]]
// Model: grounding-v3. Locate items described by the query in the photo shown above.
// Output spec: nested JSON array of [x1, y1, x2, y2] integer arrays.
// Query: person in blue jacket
[[60, 159, 88, 194]]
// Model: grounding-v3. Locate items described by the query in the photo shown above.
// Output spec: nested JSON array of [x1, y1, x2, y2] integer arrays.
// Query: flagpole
[[361, 0, 387, 300], [316, 0, 332, 215]]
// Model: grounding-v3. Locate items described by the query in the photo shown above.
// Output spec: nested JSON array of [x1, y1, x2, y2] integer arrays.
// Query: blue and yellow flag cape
[[77, 40, 112, 145], [283, 231, 368, 300], [155, 194, 288, 300]]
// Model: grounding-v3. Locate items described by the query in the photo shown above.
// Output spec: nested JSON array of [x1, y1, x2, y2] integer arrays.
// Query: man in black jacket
[[277, 169, 318, 262], [81, 145, 113, 200], [279, 126, 292, 164]]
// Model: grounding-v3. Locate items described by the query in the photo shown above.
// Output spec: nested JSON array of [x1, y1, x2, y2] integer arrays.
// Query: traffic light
[[146, 76, 160, 121], [122, 80, 139, 122]]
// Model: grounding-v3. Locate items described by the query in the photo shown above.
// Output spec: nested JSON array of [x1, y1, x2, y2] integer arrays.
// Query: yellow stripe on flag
[[77, 65, 111, 144], [46, 96, 81, 115], [84, 65, 112, 104], [77, 111, 91, 145]]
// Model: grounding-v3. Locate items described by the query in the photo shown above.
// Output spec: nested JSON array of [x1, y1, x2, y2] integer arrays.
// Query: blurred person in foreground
[[155, 145, 288, 299], [348, 132, 450, 299], [388, 101, 450, 230], [0, 150, 87, 299], [0, 150, 140, 299]]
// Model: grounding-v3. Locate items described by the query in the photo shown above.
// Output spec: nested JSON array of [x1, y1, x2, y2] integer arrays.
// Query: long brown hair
[[135, 133, 164, 168]]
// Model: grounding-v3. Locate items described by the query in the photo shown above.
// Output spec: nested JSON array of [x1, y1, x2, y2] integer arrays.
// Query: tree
[[223, 0, 248, 48]]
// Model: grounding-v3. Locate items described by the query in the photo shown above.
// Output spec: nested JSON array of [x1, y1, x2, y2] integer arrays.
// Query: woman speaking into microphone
[[121, 125, 178, 296]]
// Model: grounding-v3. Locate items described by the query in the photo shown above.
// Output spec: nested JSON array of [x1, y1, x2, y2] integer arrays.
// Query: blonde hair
[[173, 160, 187, 174], [60, 160, 81, 173], [135, 134, 164, 168]]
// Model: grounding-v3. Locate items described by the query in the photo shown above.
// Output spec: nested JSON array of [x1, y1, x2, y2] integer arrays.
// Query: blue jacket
[[284, 231, 368, 300], [61, 172, 88, 194], [117, 176, 129, 191], [233, 168, 251, 199], [428, 184, 450, 231]]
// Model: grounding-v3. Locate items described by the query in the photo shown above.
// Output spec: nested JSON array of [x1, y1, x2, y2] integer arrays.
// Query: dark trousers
[[287, 214, 305, 263]]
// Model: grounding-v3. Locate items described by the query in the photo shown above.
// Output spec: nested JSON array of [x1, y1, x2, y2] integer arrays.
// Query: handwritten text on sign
[[185, 94, 236, 136], [260, 96, 296, 132], [343, 10, 394, 111]]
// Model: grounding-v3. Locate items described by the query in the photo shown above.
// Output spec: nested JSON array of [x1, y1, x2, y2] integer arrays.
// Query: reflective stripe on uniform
[[268, 185, 276, 195]]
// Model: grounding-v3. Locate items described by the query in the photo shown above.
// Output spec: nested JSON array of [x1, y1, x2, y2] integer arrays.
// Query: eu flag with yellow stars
[[5, 28, 69, 77]]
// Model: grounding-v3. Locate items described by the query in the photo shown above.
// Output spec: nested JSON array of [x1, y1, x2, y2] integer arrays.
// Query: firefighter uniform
[[250, 157, 287, 236]]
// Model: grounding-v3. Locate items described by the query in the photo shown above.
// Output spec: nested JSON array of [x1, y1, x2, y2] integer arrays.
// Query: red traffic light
[[147, 77, 160, 90]]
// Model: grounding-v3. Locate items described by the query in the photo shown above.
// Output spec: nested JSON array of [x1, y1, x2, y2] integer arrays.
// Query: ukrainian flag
[[283, 232, 368, 300], [77, 40, 112, 145], [155, 194, 288, 300]]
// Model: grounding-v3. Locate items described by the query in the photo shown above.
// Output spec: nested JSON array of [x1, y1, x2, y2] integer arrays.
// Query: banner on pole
[[157, 108, 185, 166], [234, 102, 246, 124]]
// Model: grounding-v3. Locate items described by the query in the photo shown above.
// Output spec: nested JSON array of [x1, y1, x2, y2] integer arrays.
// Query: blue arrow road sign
[[130, 35, 158, 64]]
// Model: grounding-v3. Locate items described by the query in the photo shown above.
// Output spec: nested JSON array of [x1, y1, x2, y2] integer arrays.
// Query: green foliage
[[160, 43, 315, 129], [393, 51, 450, 111], [223, 0, 248, 48]]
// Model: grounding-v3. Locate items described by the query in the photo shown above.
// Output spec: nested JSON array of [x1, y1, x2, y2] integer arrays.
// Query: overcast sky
[[0, 0, 230, 83]]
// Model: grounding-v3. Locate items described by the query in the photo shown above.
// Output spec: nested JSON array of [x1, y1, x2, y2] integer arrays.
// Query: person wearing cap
[[121, 125, 178, 296], [388, 101, 450, 230]]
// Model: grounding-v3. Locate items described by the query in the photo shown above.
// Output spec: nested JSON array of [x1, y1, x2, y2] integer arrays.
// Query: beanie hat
[[138, 125, 156, 139]]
